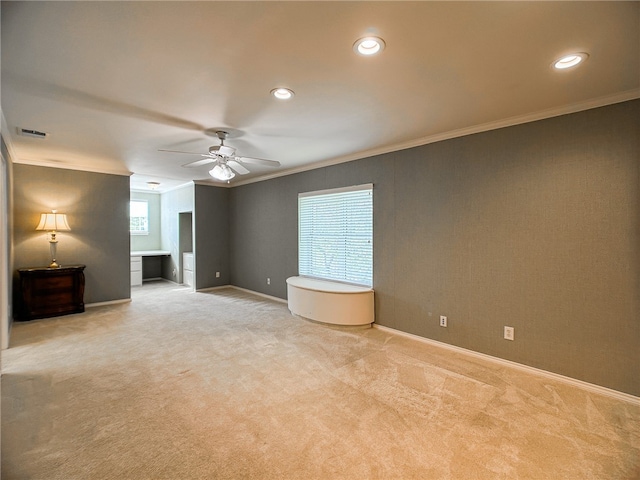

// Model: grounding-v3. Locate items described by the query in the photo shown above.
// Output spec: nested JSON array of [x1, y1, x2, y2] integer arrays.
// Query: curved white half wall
[[286, 276, 374, 326]]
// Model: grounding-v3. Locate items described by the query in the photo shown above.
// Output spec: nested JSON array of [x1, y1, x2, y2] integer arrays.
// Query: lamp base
[[49, 241, 60, 268]]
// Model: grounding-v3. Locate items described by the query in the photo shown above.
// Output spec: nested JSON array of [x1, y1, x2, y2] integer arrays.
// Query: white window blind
[[298, 184, 373, 287]]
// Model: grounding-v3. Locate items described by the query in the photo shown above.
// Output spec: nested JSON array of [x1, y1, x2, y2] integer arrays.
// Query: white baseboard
[[195, 284, 230, 293], [229, 286, 288, 304], [197, 284, 287, 304], [194, 285, 235, 293], [85, 298, 131, 308], [142, 277, 164, 282], [373, 324, 640, 406]]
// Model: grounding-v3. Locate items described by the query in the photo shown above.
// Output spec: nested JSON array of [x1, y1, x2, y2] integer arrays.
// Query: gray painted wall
[[160, 183, 194, 283], [228, 100, 640, 396], [157, 183, 228, 288], [12, 164, 130, 304], [1, 135, 14, 350], [194, 184, 229, 289], [7, 100, 638, 396], [130, 191, 161, 251]]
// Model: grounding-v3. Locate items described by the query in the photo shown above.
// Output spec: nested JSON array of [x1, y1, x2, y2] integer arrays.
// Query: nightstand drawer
[[31, 275, 74, 291]]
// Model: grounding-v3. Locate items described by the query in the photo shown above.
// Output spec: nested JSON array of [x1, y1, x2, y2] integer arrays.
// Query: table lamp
[[36, 210, 71, 268]]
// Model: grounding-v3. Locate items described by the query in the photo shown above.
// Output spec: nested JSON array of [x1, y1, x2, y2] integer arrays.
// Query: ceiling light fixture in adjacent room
[[271, 88, 295, 100], [353, 36, 386, 56], [147, 182, 161, 190], [553, 52, 589, 70]]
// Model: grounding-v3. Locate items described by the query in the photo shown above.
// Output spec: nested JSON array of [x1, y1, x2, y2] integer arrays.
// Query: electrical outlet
[[216, 271, 220, 278], [267, 277, 271, 285], [439, 315, 447, 327], [504, 326, 514, 341]]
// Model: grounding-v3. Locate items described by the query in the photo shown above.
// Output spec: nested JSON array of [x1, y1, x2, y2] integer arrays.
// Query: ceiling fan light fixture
[[353, 36, 385, 56], [271, 88, 294, 100], [209, 164, 235, 181], [553, 52, 589, 70]]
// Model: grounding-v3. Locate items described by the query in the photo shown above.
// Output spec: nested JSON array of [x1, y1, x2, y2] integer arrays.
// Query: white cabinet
[[131, 256, 142, 287], [183, 253, 193, 287]]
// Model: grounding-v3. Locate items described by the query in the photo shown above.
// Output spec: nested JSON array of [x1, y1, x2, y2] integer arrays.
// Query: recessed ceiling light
[[353, 36, 385, 56], [553, 52, 589, 70], [271, 88, 294, 100]]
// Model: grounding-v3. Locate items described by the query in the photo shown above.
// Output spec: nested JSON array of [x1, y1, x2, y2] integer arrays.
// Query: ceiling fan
[[159, 131, 281, 182]]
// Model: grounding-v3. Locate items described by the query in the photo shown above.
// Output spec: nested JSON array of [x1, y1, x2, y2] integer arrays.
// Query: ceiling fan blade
[[227, 160, 250, 175], [182, 157, 217, 168], [236, 156, 281, 167], [158, 149, 209, 156]]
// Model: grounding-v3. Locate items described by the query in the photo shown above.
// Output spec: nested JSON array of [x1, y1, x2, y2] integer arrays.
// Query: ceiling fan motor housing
[[209, 145, 236, 157]]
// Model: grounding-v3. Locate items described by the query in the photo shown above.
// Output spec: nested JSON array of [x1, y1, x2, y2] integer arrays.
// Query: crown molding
[[233, 89, 640, 187], [4, 90, 639, 188], [3, 107, 132, 176], [10, 157, 132, 177], [193, 179, 232, 189], [1, 110, 20, 164], [160, 181, 195, 194]]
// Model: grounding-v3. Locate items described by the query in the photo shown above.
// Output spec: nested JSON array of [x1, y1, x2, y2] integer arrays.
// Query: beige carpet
[[2, 281, 639, 479]]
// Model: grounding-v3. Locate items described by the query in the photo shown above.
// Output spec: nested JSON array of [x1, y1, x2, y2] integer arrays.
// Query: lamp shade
[[36, 212, 71, 231]]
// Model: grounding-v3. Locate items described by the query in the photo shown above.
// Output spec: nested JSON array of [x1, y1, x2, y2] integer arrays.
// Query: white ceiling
[[2, 2, 639, 192]]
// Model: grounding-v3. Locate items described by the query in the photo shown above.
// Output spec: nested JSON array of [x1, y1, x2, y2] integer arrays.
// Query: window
[[129, 200, 149, 235], [298, 184, 373, 287]]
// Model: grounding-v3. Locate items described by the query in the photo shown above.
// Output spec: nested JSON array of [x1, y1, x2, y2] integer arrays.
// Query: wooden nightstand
[[17, 265, 86, 321]]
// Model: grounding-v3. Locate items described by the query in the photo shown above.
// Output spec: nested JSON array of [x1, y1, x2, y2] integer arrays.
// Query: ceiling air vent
[[18, 128, 49, 139]]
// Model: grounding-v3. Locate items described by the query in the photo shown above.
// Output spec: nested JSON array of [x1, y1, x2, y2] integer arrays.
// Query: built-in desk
[[131, 250, 170, 286]]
